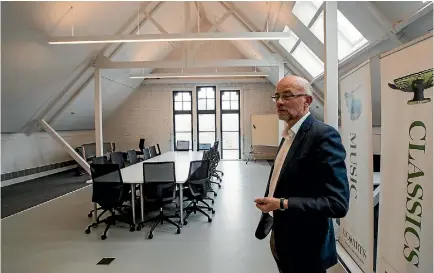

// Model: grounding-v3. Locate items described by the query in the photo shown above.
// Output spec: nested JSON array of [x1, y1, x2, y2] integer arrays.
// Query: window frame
[[196, 86, 217, 151], [172, 91, 193, 151], [220, 90, 241, 160]]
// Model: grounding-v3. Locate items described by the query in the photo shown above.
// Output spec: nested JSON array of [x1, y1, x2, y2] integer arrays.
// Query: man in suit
[[255, 75, 350, 273]]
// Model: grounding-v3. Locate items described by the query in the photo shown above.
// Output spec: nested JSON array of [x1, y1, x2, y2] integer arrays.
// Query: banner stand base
[[335, 242, 364, 273]]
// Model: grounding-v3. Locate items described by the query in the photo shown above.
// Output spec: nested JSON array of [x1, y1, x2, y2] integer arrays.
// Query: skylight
[[278, 25, 299, 52], [278, 1, 369, 78], [292, 1, 323, 27], [292, 42, 324, 78], [310, 10, 368, 60]]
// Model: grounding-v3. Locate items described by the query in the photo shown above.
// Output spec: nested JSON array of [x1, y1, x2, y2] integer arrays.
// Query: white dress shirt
[[268, 112, 310, 215]]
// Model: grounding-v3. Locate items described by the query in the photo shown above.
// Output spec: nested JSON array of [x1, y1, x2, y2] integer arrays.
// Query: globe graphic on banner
[[344, 84, 362, 121]]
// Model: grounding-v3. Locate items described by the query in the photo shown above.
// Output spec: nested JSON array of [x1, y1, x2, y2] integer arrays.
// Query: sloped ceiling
[[2, 1, 432, 133]]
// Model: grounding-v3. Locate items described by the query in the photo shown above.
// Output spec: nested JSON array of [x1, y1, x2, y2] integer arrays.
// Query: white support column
[[39, 119, 91, 174], [94, 67, 103, 156], [184, 1, 190, 66], [276, 54, 285, 144], [323, 1, 339, 130]]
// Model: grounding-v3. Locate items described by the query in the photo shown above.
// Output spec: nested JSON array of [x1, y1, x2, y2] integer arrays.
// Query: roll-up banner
[[339, 60, 374, 273], [377, 33, 433, 273]]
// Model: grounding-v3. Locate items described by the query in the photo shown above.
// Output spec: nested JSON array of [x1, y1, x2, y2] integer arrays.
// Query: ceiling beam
[[219, 2, 324, 104], [95, 56, 278, 69], [269, 2, 283, 32], [394, 2, 433, 32], [188, 10, 233, 60], [146, 11, 176, 49], [45, 2, 166, 126], [362, 2, 403, 44], [310, 2, 433, 85], [280, 2, 325, 61], [23, 2, 161, 134]]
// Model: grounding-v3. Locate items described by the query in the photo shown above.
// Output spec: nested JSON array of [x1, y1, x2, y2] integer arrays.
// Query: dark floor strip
[[1, 169, 90, 218]]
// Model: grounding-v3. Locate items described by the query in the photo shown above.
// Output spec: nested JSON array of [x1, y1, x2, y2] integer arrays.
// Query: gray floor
[[1, 161, 281, 273], [1, 169, 90, 218]]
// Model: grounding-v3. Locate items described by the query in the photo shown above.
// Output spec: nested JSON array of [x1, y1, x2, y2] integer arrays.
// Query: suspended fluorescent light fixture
[[129, 72, 269, 79], [49, 32, 290, 45]]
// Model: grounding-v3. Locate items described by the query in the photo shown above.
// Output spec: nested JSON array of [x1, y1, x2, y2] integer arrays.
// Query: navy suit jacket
[[264, 114, 349, 272]]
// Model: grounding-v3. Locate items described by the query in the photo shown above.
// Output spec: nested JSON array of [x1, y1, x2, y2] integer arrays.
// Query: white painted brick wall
[[241, 83, 276, 158], [104, 81, 277, 159], [1, 130, 94, 174], [104, 85, 172, 153]]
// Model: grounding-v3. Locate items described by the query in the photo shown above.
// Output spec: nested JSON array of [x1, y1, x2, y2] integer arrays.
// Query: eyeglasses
[[271, 93, 308, 102]]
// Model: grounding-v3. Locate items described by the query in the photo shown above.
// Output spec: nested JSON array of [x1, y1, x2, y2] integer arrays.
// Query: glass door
[[173, 91, 193, 150], [220, 90, 241, 159], [197, 87, 216, 150]]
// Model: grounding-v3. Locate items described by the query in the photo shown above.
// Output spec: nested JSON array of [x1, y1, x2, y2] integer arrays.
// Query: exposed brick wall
[[103, 85, 172, 153], [104, 82, 276, 159]]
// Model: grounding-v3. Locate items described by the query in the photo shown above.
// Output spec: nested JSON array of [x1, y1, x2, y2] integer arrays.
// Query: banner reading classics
[[339, 60, 374, 273], [377, 34, 433, 273]]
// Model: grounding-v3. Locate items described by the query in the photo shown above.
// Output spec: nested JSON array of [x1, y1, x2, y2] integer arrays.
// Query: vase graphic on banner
[[344, 84, 363, 120], [388, 68, 433, 105]]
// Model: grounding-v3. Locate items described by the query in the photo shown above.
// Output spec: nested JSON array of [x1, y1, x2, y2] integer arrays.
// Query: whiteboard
[[251, 114, 279, 146]]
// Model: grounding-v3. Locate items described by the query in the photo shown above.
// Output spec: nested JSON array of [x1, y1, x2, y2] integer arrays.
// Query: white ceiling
[[1, 1, 432, 132]]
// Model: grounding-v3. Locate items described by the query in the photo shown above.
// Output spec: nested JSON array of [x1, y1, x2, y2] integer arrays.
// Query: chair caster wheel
[[148, 233, 153, 239], [183, 220, 188, 225], [208, 208, 212, 211], [101, 234, 107, 240], [85, 228, 91, 234], [208, 218, 212, 223], [88, 213, 92, 217], [176, 228, 181, 234], [218, 185, 221, 188], [212, 210, 215, 214], [214, 193, 217, 197], [212, 201, 215, 204], [130, 226, 135, 232]]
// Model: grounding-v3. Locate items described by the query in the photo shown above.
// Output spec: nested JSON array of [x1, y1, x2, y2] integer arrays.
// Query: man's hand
[[254, 197, 280, 213]]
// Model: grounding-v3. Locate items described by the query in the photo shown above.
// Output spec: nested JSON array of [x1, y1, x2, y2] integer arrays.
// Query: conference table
[[87, 151, 204, 227]]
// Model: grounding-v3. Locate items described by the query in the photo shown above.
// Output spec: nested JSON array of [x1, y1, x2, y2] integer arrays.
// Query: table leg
[[131, 184, 136, 225], [140, 184, 144, 222], [179, 184, 183, 226]]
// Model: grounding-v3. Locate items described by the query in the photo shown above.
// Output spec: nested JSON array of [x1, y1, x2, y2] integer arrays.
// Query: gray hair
[[295, 77, 313, 97]]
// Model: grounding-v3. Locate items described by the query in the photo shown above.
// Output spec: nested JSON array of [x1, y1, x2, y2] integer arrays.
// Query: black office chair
[[136, 138, 145, 155], [127, 150, 140, 165], [137, 161, 181, 239], [143, 147, 151, 160], [92, 156, 109, 164], [212, 140, 224, 179], [179, 160, 214, 224], [87, 156, 111, 218], [85, 163, 135, 240], [111, 151, 125, 168], [139, 138, 145, 151], [207, 147, 221, 192], [149, 145, 157, 157], [201, 151, 216, 203]]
